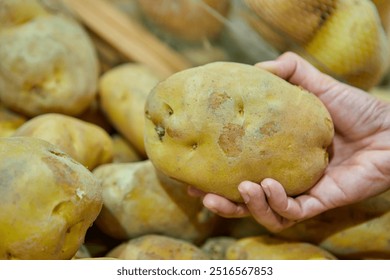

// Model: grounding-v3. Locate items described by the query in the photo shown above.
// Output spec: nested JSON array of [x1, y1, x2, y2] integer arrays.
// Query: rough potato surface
[[13, 113, 113, 170], [0, 137, 103, 260], [144, 62, 334, 202], [106, 234, 209, 260], [93, 160, 216, 243], [0, 5, 99, 116], [226, 235, 336, 260]]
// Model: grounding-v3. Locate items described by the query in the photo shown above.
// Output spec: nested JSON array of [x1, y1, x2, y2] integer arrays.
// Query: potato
[[77, 98, 114, 134], [245, 0, 389, 90], [0, 137, 103, 259], [144, 62, 334, 202], [245, 0, 334, 46], [92, 160, 217, 243], [201, 237, 236, 260], [226, 235, 336, 260], [111, 134, 143, 163], [275, 190, 390, 259], [0, 103, 27, 137], [301, 0, 389, 90], [106, 234, 208, 260], [0, 0, 99, 116], [13, 113, 113, 170], [137, 0, 230, 43], [99, 63, 162, 156]]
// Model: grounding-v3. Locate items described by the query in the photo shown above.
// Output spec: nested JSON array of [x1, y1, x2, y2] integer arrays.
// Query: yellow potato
[[106, 234, 208, 260], [137, 0, 230, 43], [99, 63, 162, 156], [245, 0, 334, 46], [0, 103, 27, 137], [201, 237, 236, 260], [301, 0, 389, 90], [275, 190, 390, 259], [226, 235, 336, 260], [0, 137, 103, 259], [111, 134, 143, 163], [144, 62, 334, 202], [13, 113, 113, 170], [92, 160, 216, 243], [0, 0, 99, 116]]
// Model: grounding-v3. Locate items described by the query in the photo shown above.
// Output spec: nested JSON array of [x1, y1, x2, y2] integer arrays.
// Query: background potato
[[106, 234, 208, 260], [0, 103, 27, 137], [111, 134, 143, 163], [136, 0, 230, 43], [226, 235, 337, 260], [144, 62, 334, 202], [0, 0, 99, 116], [13, 113, 113, 170], [93, 160, 217, 243], [200, 236, 236, 260], [0, 137, 103, 260], [99, 63, 162, 157], [274, 190, 390, 259]]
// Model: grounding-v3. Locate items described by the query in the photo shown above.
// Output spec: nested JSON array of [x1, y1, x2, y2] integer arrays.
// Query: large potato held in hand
[[144, 62, 334, 202]]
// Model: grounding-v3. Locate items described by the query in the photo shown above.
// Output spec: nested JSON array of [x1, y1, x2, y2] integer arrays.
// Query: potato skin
[[0, 9, 99, 116], [13, 113, 113, 170], [137, 0, 230, 43], [0, 103, 27, 137], [226, 235, 336, 260], [144, 62, 334, 202], [99, 63, 161, 156], [106, 234, 208, 260], [275, 190, 390, 259], [92, 160, 216, 243], [0, 137, 103, 259]]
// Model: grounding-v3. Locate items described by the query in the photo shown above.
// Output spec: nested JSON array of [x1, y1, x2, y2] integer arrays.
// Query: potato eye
[[155, 124, 165, 141]]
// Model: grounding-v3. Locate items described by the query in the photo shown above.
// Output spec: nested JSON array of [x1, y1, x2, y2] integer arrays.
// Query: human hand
[[188, 52, 390, 232]]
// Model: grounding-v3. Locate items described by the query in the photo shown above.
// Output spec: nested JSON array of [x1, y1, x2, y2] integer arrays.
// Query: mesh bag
[[243, 0, 390, 90]]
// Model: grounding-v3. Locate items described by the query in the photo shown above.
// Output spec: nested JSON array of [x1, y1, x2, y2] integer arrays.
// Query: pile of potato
[[1, 0, 390, 260]]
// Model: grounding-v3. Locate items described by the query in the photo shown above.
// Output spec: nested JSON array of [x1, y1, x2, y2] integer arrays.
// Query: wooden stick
[[63, 0, 192, 77]]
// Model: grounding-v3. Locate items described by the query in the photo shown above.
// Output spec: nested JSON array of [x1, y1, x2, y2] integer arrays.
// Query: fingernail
[[202, 197, 219, 214], [238, 186, 250, 204], [261, 181, 271, 197]]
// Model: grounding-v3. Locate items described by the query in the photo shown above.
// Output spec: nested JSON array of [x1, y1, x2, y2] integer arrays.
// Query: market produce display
[[0, 0, 390, 260]]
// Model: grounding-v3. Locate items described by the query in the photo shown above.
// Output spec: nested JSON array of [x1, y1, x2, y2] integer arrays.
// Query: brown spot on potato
[[209, 91, 231, 109], [259, 121, 279, 136], [41, 156, 78, 193], [237, 101, 244, 116], [155, 124, 165, 141], [166, 126, 183, 139], [218, 123, 244, 157]]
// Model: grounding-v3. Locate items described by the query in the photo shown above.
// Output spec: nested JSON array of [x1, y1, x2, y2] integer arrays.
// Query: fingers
[[203, 193, 249, 218], [238, 180, 295, 232], [187, 186, 249, 218], [187, 185, 205, 197], [255, 52, 338, 98]]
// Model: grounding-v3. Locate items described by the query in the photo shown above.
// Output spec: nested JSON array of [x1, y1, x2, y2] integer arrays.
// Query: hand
[[188, 52, 390, 232]]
